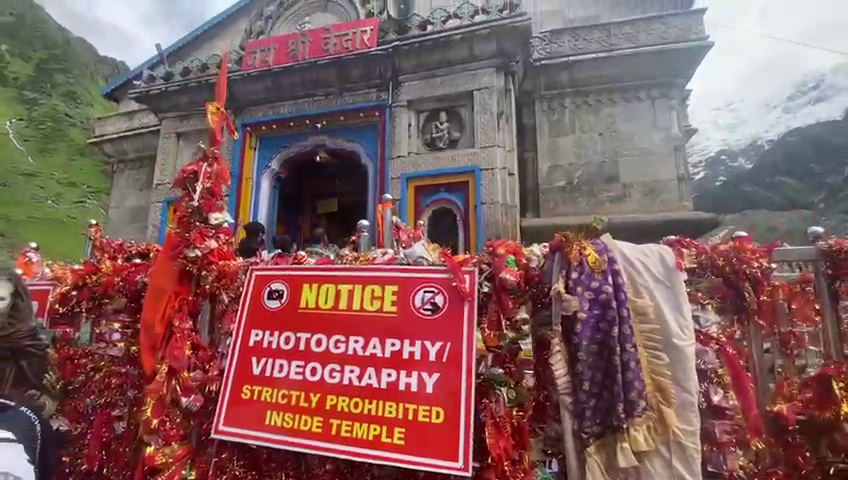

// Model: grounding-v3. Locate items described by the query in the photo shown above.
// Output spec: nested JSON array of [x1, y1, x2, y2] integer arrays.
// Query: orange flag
[[139, 232, 187, 376], [206, 51, 237, 149]]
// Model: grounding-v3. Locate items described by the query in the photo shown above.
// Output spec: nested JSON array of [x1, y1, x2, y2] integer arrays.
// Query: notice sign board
[[25, 281, 57, 327], [242, 17, 380, 72], [213, 265, 477, 476]]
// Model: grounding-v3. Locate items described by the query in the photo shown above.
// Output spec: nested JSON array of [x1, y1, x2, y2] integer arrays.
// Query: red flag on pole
[[205, 51, 238, 149]]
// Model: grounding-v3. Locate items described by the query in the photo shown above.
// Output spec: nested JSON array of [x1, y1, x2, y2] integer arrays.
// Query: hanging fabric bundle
[[550, 233, 656, 480]]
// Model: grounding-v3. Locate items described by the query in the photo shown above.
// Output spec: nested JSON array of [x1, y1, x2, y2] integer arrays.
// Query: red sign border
[[25, 280, 58, 328], [212, 265, 478, 476]]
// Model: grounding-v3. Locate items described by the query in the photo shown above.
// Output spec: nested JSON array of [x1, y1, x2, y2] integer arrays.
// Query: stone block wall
[[389, 66, 521, 241], [534, 85, 691, 218], [107, 158, 155, 241], [139, 68, 524, 244], [146, 114, 210, 243]]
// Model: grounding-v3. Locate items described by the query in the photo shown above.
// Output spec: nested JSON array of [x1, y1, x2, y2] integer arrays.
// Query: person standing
[[269, 234, 295, 258], [0, 271, 56, 480], [304, 228, 339, 260], [236, 222, 266, 260]]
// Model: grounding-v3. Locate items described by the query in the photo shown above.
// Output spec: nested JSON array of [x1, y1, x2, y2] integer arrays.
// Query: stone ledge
[[92, 108, 160, 138], [390, 147, 503, 178], [521, 211, 720, 244], [88, 127, 161, 162], [530, 8, 708, 59]]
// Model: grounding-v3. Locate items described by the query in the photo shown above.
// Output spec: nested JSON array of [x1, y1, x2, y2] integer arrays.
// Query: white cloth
[[0, 429, 36, 480], [611, 240, 702, 480]]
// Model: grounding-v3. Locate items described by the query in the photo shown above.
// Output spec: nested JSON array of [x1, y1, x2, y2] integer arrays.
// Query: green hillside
[[0, 0, 128, 264]]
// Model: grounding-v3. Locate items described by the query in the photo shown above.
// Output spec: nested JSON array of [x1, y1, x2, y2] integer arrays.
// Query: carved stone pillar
[[146, 113, 209, 242]]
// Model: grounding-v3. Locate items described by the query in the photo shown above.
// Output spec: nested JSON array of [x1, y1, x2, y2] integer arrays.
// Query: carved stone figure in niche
[[250, 2, 280, 40], [296, 16, 312, 31], [422, 109, 463, 151], [241, 0, 287, 45]]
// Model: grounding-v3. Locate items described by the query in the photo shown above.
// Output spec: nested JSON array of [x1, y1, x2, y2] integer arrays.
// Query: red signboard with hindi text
[[26, 281, 57, 328], [241, 17, 380, 72], [213, 265, 477, 476]]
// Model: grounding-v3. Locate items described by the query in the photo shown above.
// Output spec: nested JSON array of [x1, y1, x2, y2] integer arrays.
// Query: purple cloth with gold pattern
[[562, 238, 649, 450]]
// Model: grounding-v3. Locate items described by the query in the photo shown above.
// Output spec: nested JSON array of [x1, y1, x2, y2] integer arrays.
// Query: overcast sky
[[36, 0, 848, 150], [689, 0, 848, 128]]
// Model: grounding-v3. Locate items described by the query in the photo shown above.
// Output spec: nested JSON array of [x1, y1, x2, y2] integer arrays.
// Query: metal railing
[[737, 227, 843, 410]]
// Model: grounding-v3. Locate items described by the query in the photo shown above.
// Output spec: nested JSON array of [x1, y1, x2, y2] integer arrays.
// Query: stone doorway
[[425, 206, 462, 254], [272, 146, 368, 248]]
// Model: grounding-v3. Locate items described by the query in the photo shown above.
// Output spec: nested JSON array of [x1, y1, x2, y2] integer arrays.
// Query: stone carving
[[530, 9, 707, 59], [421, 110, 462, 151], [239, 90, 388, 121], [241, 0, 297, 47], [152, 133, 178, 186], [396, 69, 496, 101], [480, 168, 511, 204], [389, 148, 498, 178], [473, 88, 497, 148], [538, 85, 682, 119], [132, 1, 523, 89], [146, 202, 164, 243], [161, 114, 209, 135], [91, 109, 160, 138], [383, 1, 521, 40], [390, 105, 409, 158], [295, 16, 311, 31], [151, 185, 180, 203]]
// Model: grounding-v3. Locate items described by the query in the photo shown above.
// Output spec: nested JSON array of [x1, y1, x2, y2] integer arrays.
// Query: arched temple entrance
[[425, 205, 462, 254], [256, 136, 372, 248]]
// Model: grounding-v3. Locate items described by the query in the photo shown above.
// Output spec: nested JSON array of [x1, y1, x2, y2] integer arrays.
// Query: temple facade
[[89, 0, 716, 252]]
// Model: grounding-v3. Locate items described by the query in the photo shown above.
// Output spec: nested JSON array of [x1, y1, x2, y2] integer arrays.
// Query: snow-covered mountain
[[689, 61, 848, 186]]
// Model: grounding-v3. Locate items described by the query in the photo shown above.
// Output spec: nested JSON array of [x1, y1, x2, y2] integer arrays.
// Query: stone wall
[[107, 158, 156, 241], [534, 84, 691, 218], [388, 65, 520, 241], [146, 114, 212, 243], [89, 103, 161, 241]]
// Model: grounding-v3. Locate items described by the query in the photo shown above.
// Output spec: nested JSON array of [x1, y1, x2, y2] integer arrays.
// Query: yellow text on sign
[[328, 418, 406, 445], [299, 283, 398, 314]]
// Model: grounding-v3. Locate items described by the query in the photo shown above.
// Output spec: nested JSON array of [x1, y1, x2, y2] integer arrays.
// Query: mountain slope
[[694, 115, 848, 215], [690, 62, 848, 168], [694, 114, 848, 244], [0, 0, 128, 262]]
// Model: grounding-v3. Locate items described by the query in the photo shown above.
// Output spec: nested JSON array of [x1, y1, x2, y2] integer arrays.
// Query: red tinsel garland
[[668, 235, 847, 479]]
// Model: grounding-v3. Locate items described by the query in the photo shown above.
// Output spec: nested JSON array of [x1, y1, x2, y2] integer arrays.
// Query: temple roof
[[102, 0, 523, 101], [101, 0, 254, 101]]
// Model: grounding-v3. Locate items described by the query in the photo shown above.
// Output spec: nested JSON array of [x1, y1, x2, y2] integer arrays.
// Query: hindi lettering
[[288, 33, 311, 62], [356, 26, 375, 49], [321, 28, 341, 54]]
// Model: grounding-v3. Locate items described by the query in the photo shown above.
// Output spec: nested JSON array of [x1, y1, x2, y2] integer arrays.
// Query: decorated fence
[[13, 219, 847, 479], [7, 53, 847, 480], [664, 232, 848, 479]]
